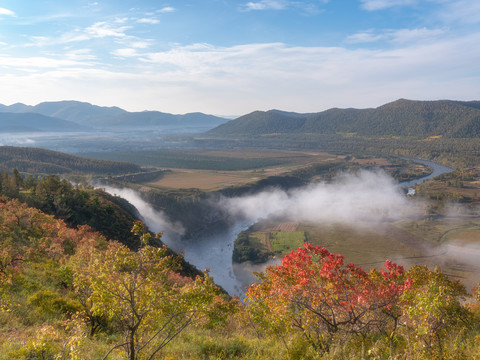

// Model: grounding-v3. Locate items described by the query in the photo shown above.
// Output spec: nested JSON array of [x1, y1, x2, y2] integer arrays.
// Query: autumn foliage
[[0, 198, 235, 359], [1, 193, 480, 359], [70, 221, 232, 360], [246, 243, 471, 359]]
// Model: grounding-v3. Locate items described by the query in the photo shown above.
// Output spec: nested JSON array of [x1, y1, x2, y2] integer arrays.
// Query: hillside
[[208, 99, 480, 138], [0, 194, 479, 359], [0, 146, 141, 175], [0, 196, 229, 359], [0, 112, 90, 132]]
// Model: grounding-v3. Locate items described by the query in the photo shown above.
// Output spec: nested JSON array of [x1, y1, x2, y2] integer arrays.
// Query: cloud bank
[[222, 170, 419, 227], [99, 185, 185, 241]]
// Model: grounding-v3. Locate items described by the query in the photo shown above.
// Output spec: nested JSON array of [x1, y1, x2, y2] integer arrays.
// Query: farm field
[[84, 148, 338, 170], [146, 169, 264, 191], [91, 148, 431, 191], [132, 149, 342, 190], [237, 218, 480, 290], [247, 230, 306, 257], [249, 209, 480, 287]]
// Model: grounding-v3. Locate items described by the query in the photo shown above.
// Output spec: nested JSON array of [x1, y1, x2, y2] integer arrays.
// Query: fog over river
[[101, 159, 453, 297]]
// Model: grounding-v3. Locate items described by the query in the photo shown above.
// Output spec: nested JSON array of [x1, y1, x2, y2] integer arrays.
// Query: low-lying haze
[[222, 170, 421, 227]]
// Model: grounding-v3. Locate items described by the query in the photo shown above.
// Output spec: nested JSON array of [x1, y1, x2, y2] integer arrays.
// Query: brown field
[[261, 222, 298, 233], [147, 169, 263, 190], [145, 150, 342, 190], [441, 227, 480, 244]]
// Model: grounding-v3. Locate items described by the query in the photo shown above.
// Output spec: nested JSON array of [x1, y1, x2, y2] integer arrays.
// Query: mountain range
[[0, 100, 229, 132], [0, 112, 90, 132], [207, 99, 480, 138], [2, 99, 480, 138]]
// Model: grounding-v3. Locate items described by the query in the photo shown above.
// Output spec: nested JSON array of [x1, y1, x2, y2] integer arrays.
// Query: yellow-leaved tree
[[71, 221, 233, 360]]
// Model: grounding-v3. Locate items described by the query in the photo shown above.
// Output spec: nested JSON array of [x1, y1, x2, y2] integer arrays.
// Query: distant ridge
[[0, 101, 229, 130], [207, 99, 480, 138], [0, 100, 126, 125], [0, 112, 90, 132]]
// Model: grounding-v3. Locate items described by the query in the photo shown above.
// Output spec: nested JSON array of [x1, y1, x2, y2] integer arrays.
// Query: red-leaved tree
[[246, 243, 411, 354]]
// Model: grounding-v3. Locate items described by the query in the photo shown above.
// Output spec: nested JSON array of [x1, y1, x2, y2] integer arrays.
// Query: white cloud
[[65, 49, 97, 61], [112, 48, 138, 57], [1, 28, 480, 114], [244, 0, 288, 11], [25, 19, 134, 48], [157, 7, 175, 13], [131, 41, 151, 49], [86, 21, 131, 38], [438, 0, 480, 24], [137, 18, 160, 24], [360, 0, 417, 11], [242, 1, 328, 13], [346, 30, 385, 43], [0, 8, 15, 16], [0, 55, 89, 70], [99, 185, 185, 237], [389, 27, 445, 43], [346, 27, 445, 44], [222, 170, 420, 226], [115, 17, 129, 24]]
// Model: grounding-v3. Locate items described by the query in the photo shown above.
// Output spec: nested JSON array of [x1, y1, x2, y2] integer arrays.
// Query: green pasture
[[269, 231, 306, 256]]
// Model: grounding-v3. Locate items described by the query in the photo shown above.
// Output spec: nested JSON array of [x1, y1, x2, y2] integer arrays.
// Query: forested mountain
[[0, 112, 90, 132], [208, 99, 480, 138], [0, 100, 228, 129], [5, 98, 479, 135], [0, 146, 141, 175]]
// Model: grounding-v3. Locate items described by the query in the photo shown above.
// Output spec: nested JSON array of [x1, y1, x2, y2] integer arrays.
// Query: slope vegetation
[[208, 99, 480, 138], [0, 146, 141, 175]]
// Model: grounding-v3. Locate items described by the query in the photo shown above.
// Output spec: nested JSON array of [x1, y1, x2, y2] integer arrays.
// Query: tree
[[401, 265, 470, 358], [246, 243, 411, 355], [12, 168, 24, 190], [71, 221, 231, 360]]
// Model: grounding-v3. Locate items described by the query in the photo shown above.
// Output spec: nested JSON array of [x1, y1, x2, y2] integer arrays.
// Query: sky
[[0, 0, 479, 115]]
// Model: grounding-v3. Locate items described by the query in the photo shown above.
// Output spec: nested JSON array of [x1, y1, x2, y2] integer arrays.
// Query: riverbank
[[102, 157, 456, 297]]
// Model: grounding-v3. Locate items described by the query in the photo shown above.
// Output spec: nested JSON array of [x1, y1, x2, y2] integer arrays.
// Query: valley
[[3, 99, 480, 358], [3, 0, 480, 356]]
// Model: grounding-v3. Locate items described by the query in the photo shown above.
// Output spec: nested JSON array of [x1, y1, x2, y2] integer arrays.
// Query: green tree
[[12, 168, 24, 190]]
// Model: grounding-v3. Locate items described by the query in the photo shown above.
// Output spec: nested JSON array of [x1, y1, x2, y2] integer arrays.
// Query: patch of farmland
[[269, 231, 306, 256]]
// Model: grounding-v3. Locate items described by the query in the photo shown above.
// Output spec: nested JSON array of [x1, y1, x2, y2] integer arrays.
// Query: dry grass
[[147, 169, 262, 190]]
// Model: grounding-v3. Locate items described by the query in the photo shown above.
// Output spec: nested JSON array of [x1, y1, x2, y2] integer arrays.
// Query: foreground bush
[[246, 243, 473, 359]]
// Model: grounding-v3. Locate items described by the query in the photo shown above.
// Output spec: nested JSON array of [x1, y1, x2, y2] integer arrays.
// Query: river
[[399, 158, 454, 188], [104, 158, 454, 298]]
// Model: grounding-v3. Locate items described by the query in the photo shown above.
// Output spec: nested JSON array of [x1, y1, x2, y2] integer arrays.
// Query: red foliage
[[246, 243, 411, 350]]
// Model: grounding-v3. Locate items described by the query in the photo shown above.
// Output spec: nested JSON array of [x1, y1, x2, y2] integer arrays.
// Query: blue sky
[[0, 0, 479, 115]]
